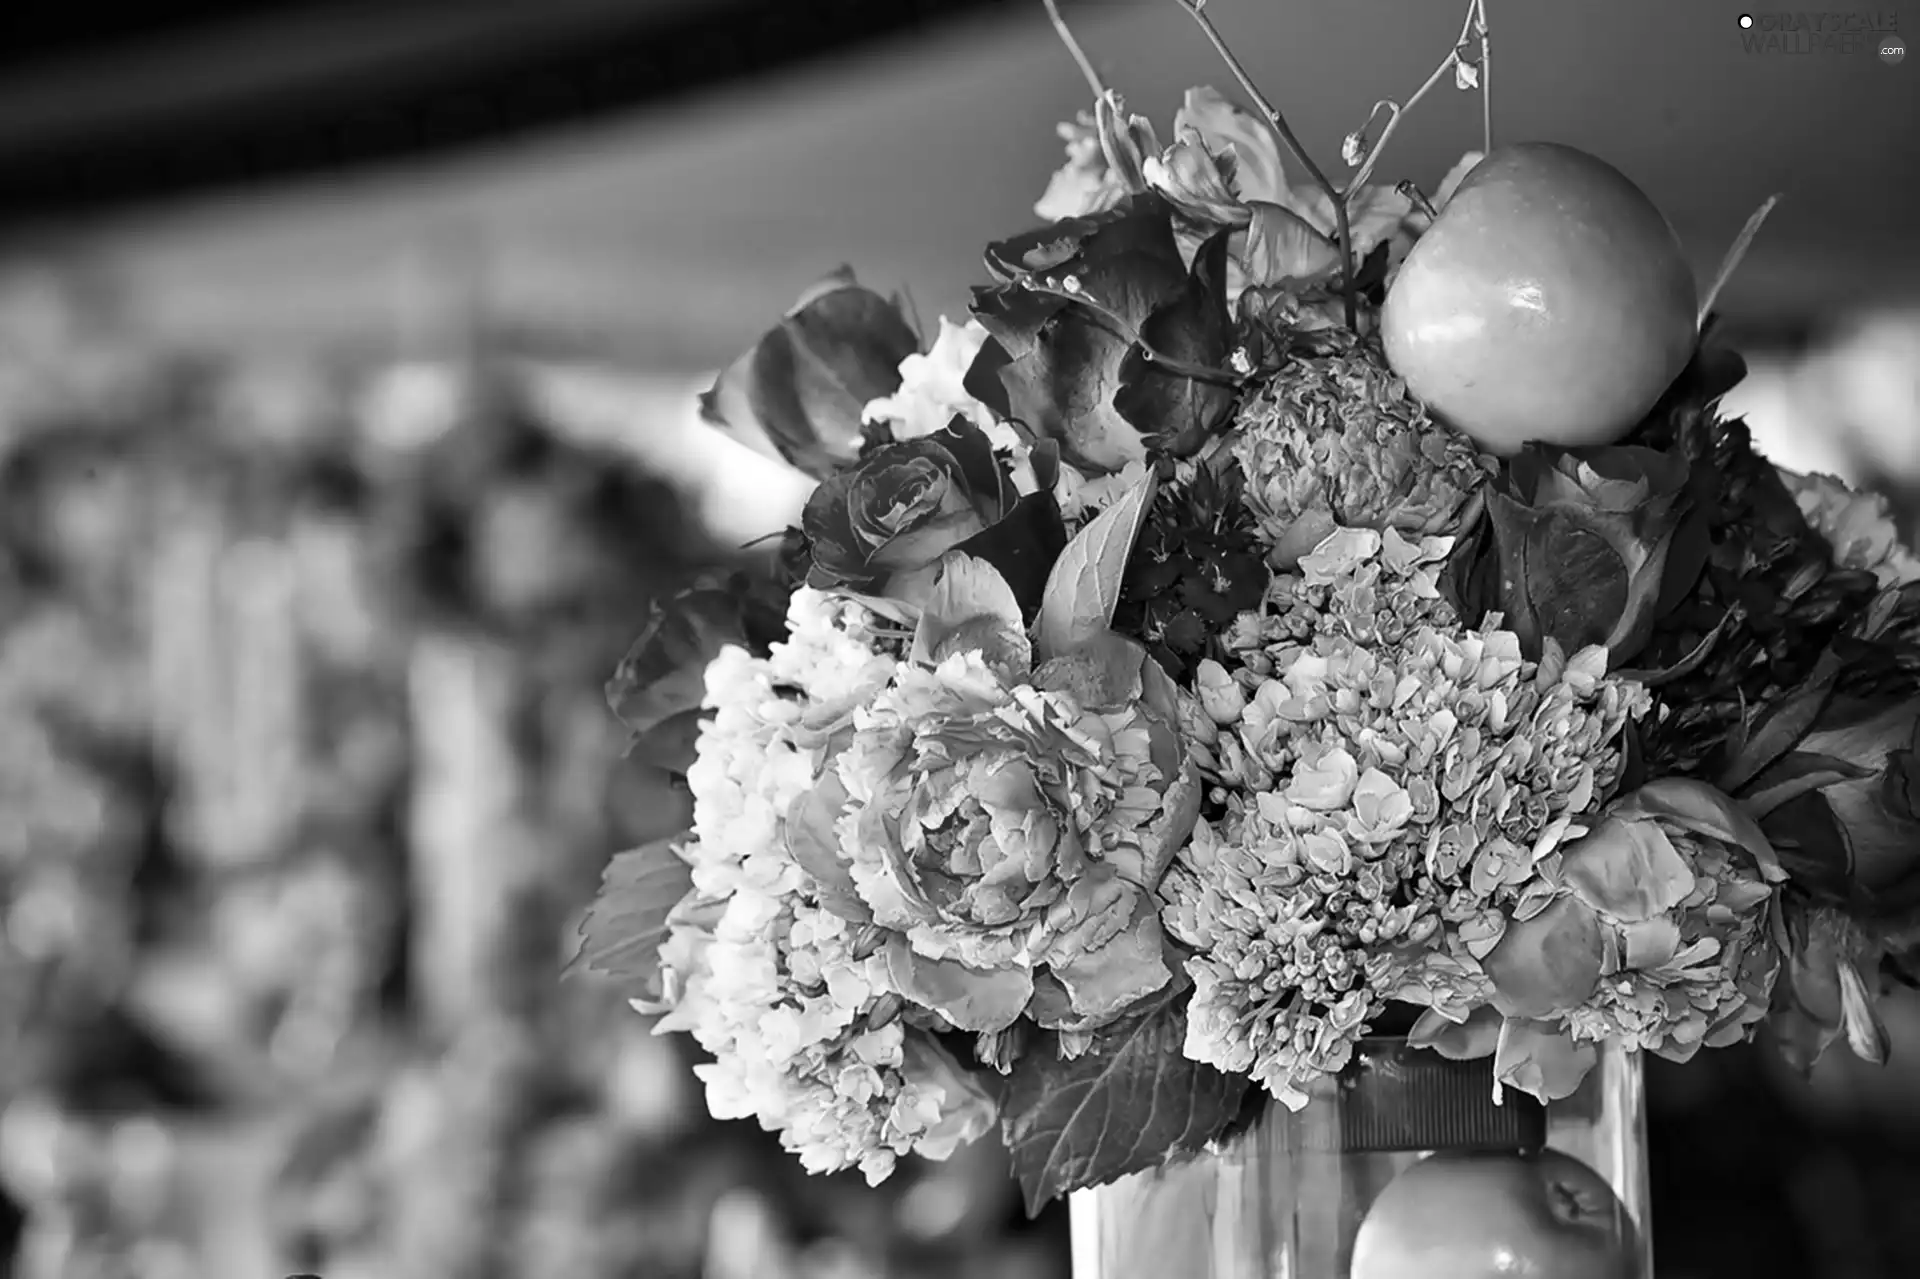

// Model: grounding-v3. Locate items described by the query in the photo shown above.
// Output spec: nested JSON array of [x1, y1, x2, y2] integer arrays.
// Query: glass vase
[[1069, 1035, 1652, 1279]]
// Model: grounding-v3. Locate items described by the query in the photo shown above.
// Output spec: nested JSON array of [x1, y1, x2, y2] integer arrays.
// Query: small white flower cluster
[[655, 590, 988, 1183], [1161, 527, 1649, 1107]]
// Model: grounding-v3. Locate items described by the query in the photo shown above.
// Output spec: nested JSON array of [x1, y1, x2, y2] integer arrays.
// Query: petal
[[1409, 1004, 1504, 1060], [1043, 890, 1172, 1028], [1558, 816, 1696, 923], [1482, 894, 1605, 1018], [1173, 87, 1289, 205], [1493, 1019, 1598, 1103], [884, 936, 1034, 1032], [785, 776, 874, 923], [1618, 916, 1683, 970], [1616, 779, 1787, 883], [1244, 202, 1342, 284]]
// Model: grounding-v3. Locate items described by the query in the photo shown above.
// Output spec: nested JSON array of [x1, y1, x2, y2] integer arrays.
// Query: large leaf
[[1719, 652, 1842, 794], [1114, 228, 1238, 457], [566, 837, 695, 1000], [1034, 468, 1158, 662], [999, 990, 1248, 1215]]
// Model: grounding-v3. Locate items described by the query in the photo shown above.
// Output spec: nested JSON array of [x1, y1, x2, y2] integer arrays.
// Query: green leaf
[[1719, 652, 1843, 794], [566, 837, 695, 999], [1742, 751, 1876, 820], [912, 552, 1032, 675], [1034, 468, 1158, 662], [999, 990, 1248, 1215]]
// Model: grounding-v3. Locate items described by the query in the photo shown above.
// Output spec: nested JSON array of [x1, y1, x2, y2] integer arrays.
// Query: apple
[[1349, 1148, 1641, 1279], [1381, 142, 1697, 455]]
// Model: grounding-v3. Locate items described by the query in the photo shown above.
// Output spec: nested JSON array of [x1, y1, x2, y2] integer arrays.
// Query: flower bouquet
[[574, 3, 1920, 1276]]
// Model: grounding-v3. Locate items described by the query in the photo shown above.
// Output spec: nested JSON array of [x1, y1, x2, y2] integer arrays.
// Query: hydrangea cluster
[[1161, 526, 1650, 1106], [1231, 346, 1496, 560], [653, 590, 994, 1183]]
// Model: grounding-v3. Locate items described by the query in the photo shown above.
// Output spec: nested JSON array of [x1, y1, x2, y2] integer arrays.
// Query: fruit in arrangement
[[1381, 142, 1698, 455], [1349, 1148, 1641, 1279]]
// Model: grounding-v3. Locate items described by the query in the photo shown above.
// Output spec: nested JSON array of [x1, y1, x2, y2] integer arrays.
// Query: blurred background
[[0, 2, 1916, 1277]]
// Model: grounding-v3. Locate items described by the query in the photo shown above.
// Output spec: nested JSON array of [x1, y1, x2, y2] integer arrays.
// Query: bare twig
[[1346, 0, 1486, 196], [1043, 0, 1107, 98], [1477, 0, 1493, 152], [1172, 0, 1358, 331]]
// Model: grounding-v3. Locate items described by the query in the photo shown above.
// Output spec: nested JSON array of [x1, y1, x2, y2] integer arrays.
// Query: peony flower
[[1231, 342, 1495, 564], [1452, 780, 1784, 1097], [801, 418, 1066, 612], [1485, 441, 1705, 664], [700, 267, 920, 481], [801, 562, 1200, 1035], [1782, 470, 1920, 589]]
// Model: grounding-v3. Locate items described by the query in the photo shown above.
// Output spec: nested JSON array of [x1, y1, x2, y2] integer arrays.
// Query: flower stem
[[1172, 0, 1357, 332], [1346, 0, 1486, 197], [1043, 0, 1108, 98]]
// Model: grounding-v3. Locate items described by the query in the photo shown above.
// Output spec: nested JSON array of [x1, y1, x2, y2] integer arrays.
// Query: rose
[[1416, 780, 1784, 1101], [1485, 442, 1707, 663], [801, 418, 1065, 612], [790, 561, 1200, 1037], [699, 267, 920, 481]]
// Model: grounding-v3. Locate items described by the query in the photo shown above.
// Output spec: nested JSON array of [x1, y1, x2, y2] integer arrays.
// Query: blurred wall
[[27, 0, 1916, 371]]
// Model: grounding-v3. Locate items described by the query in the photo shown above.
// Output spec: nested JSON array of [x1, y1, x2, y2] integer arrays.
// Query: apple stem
[[1396, 181, 1439, 222], [1042, 0, 1108, 99], [1171, 0, 1358, 332], [1345, 0, 1492, 197]]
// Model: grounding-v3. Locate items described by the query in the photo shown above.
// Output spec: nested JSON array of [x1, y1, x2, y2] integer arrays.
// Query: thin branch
[[1043, 0, 1107, 99], [1477, 0, 1493, 152], [1346, 0, 1483, 196], [1172, 0, 1357, 332]]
